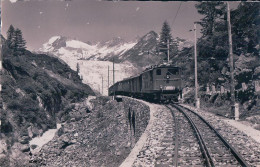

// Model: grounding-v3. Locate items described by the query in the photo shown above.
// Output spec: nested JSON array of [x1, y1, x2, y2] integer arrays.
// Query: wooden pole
[[227, 3, 235, 106], [108, 66, 109, 96], [167, 39, 170, 63], [113, 58, 115, 99], [102, 75, 103, 95], [194, 23, 199, 108], [227, 2, 236, 117], [113, 58, 115, 85]]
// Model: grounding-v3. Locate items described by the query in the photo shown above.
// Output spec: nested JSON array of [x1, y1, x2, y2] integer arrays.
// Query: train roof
[[143, 63, 179, 72], [113, 63, 179, 85]]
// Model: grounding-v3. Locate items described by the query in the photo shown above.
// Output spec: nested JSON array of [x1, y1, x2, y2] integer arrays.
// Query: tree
[[231, 2, 260, 55], [6, 26, 27, 56], [6, 25, 15, 49], [195, 2, 228, 60], [158, 21, 177, 59], [195, 2, 228, 86], [195, 2, 226, 37], [13, 28, 26, 56]]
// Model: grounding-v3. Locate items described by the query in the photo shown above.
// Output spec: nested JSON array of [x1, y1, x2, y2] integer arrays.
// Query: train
[[109, 63, 183, 102]]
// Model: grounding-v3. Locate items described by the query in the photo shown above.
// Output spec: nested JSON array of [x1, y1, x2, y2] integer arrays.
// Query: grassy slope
[[0, 42, 94, 166]]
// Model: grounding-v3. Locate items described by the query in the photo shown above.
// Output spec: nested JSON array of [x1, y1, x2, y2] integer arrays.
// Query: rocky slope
[[0, 37, 95, 167], [31, 97, 150, 167], [119, 31, 161, 67]]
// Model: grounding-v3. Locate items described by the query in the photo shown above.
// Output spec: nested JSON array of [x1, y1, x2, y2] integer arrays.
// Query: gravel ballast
[[181, 104, 260, 167]]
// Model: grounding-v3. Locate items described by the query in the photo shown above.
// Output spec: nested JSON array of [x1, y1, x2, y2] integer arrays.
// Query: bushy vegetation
[[1, 33, 95, 159], [178, 2, 259, 116], [176, 2, 259, 86]]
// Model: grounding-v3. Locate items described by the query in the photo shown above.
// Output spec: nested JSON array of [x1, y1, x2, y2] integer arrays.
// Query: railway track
[[168, 104, 250, 167], [168, 105, 205, 166]]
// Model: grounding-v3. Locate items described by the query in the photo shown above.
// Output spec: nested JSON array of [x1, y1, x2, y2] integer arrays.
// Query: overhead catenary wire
[[171, 2, 183, 29]]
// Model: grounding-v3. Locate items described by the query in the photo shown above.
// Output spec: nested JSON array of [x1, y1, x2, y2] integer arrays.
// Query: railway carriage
[[109, 64, 183, 102]]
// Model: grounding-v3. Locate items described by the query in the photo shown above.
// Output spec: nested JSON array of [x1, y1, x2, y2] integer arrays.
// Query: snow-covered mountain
[[40, 36, 136, 61], [118, 31, 161, 67], [40, 32, 191, 64], [39, 36, 138, 95], [39, 32, 191, 95]]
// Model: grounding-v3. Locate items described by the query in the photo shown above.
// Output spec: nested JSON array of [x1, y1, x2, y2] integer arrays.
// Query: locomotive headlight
[[166, 75, 170, 79]]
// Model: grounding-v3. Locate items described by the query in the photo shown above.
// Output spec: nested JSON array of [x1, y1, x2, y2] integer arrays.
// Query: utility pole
[[194, 23, 200, 108], [227, 2, 237, 119], [108, 62, 119, 98], [108, 65, 110, 96], [102, 75, 103, 95], [158, 39, 170, 63], [167, 39, 170, 63], [113, 58, 115, 86], [113, 58, 115, 99]]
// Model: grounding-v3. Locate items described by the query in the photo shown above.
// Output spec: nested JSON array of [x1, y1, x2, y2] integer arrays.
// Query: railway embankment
[[181, 104, 260, 166], [121, 101, 173, 167], [31, 96, 150, 167]]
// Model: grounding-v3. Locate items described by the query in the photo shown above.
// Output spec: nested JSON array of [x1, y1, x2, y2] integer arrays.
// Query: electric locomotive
[[109, 64, 183, 102]]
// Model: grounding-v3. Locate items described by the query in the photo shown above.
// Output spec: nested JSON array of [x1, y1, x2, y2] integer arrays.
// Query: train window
[[156, 69, 161, 75], [167, 68, 179, 75]]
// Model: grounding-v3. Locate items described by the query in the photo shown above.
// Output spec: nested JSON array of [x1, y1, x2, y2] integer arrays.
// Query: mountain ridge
[[38, 31, 192, 94], [39, 31, 192, 68]]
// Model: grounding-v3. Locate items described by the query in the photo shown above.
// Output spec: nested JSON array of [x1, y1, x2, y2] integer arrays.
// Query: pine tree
[[13, 28, 26, 56], [6, 25, 15, 49], [158, 21, 178, 60], [195, 2, 226, 37], [195, 2, 228, 60], [159, 21, 173, 56]]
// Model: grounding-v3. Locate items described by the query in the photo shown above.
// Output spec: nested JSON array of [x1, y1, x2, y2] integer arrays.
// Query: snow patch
[[66, 40, 94, 50], [48, 36, 61, 44], [29, 123, 62, 153], [41, 36, 137, 61]]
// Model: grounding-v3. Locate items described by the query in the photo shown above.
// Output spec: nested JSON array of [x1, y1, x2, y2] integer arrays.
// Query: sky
[[2, 0, 240, 51]]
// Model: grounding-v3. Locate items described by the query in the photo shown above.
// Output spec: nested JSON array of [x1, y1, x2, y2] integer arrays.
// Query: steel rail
[[171, 104, 213, 167], [165, 105, 179, 167], [177, 104, 250, 167]]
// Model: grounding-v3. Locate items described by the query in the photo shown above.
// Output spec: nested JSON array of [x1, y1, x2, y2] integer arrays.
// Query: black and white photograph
[[0, 0, 259, 166]]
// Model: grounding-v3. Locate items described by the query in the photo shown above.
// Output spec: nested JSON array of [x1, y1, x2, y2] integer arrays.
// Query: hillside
[[0, 37, 94, 166]]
